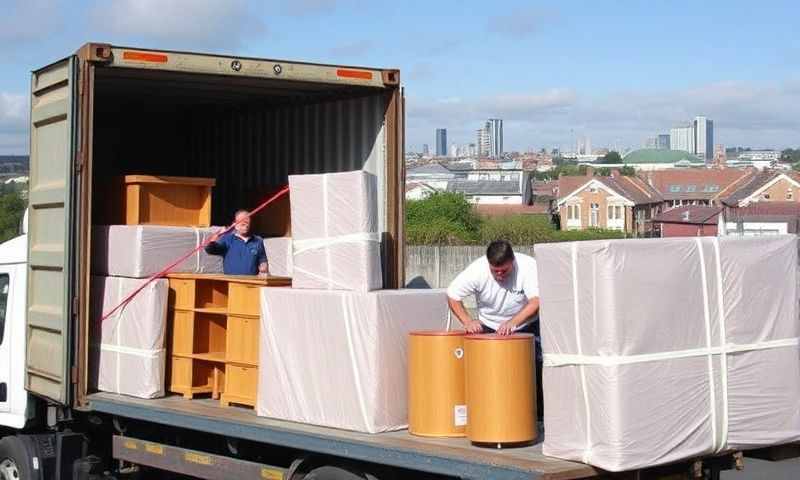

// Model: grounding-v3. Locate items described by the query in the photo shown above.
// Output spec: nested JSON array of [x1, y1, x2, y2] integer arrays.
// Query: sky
[[1, 0, 799, 155]]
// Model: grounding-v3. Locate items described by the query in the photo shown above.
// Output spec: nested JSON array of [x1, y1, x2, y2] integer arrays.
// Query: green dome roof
[[622, 149, 703, 164]]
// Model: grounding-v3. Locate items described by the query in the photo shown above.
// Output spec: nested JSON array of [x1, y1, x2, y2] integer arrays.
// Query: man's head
[[234, 209, 251, 237], [486, 240, 515, 282]]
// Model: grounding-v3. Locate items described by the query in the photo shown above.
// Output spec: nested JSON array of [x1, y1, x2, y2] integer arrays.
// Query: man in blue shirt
[[205, 210, 268, 275]]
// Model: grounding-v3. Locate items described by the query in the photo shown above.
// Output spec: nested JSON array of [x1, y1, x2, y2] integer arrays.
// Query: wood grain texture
[[120, 175, 214, 227], [408, 332, 466, 438], [464, 335, 537, 445]]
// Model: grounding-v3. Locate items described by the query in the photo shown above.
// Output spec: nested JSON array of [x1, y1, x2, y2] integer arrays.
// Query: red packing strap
[[100, 185, 290, 322]]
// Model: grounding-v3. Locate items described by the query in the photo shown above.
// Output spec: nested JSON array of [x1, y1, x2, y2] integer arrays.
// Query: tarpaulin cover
[[264, 237, 293, 278], [258, 288, 447, 433], [535, 236, 800, 471], [92, 225, 224, 278], [90, 276, 168, 399], [288, 170, 382, 291]]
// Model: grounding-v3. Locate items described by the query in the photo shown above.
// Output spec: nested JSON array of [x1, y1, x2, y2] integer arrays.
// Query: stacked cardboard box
[[535, 236, 800, 471], [258, 288, 447, 433], [263, 237, 293, 278], [90, 276, 168, 399], [288, 170, 382, 291], [93, 225, 224, 278]]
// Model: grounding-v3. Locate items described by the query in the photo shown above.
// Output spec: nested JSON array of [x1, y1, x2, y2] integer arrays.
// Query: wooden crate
[[166, 273, 290, 407], [119, 175, 215, 227]]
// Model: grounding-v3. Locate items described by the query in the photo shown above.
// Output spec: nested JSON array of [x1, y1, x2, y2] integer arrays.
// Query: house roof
[[623, 149, 704, 165], [641, 168, 755, 201], [556, 174, 662, 206], [652, 205, 722, 225], [405, 182, 439, 194], [721, 171, 800, 206], [447, 180, 521, 196], [725, 201, 800, 217], [406, 163, 455, 177]]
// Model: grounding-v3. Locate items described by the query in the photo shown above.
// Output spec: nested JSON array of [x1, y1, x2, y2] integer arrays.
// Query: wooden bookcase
[[166, 273, 291, 407], [118, 175, 216, 227]]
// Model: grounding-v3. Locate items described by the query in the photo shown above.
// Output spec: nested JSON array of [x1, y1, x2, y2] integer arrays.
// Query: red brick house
[[652, 206, 722, 237]]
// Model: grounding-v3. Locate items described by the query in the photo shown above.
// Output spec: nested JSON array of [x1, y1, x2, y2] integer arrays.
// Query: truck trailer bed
[[87, 392, 599, 480]]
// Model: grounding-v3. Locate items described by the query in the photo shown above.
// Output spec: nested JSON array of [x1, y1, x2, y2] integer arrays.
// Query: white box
[[257, 288, 448, 433], [90, 276, 168, 399], [92, 225, 224, 278], [289, 170, 382, 291], [264, 237, 293, 278], [535, 236, 800, 471]]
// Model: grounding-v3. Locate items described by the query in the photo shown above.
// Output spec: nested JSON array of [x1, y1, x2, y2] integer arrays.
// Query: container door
[[25, 57, 79, 404]]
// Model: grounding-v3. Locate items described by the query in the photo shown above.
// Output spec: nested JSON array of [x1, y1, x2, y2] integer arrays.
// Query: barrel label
[[454, 405, 468, 426]]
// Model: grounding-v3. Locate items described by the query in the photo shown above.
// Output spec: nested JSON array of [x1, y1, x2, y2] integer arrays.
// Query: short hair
[[234, 209, 249, 218], [486, 240, 515, 266]]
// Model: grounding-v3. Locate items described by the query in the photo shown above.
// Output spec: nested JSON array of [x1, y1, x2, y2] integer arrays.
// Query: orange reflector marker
[[336, 69, 373, 80], [122, 51, 169, 63]]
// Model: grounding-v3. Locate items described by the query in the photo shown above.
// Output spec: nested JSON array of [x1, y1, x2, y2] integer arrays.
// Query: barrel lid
[[410, 330, 466, 336], [464, 333, 534, 340]]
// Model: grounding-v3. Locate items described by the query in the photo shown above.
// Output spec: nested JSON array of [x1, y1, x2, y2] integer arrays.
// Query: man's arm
[[447, 297, 484, 334], [204, 232, 228, 256], [497, 297, 540, 336], [257, 240, 268, 274]]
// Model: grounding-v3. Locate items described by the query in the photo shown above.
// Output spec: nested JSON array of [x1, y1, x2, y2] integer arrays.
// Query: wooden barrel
[[464, 334, 537, 446], [408, 331, 467, 437]]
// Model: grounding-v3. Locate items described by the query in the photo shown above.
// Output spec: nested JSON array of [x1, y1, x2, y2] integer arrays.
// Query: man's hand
[[464, 319, 484, 334], [208, 231, 222, 243], [497, 320, 517, 336]]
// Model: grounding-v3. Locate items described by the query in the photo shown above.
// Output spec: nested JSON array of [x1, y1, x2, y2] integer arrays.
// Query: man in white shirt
[[447, 240, 543, 419], [447, 240, 540, 336]]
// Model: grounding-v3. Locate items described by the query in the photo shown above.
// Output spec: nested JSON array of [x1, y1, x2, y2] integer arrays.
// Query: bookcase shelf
[[166, 273, 291, 407]]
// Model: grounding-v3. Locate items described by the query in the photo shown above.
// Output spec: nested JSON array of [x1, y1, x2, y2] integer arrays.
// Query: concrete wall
[[405, 245, 536, 291]]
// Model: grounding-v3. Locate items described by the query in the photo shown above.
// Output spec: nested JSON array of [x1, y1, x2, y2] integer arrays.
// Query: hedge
[[406, 193, 625, 245]]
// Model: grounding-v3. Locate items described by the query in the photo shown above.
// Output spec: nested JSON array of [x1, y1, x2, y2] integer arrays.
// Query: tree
[[601, 151, 623, 164], [782, 148, 800, 164], [596, 167, 611, 176], [792, 162, 800, 172], [0, 188, 25, 243], [620, 165, 636, 176]]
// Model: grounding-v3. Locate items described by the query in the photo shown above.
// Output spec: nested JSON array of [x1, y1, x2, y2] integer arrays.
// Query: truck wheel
[[0, 436, 34, 480], [304, 466, 378, 480]]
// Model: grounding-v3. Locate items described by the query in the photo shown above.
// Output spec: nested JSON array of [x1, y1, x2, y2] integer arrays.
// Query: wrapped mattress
[[90, 276, 168, 399], [263, 237, 293, 278], [92, 225, 224, 278], [289, 170, 382, 291], [535, 236, 800, 471], [258, 288, 447, 432]]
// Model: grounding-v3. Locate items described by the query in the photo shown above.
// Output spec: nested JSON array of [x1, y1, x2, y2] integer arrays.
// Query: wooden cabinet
[[116, 175, 215, 227], [166, 273, 290, 407]]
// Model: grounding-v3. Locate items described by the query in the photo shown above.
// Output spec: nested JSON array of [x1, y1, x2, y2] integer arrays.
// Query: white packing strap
[[695, 237, 719, 453], [341, 294, 372, 431], [712, 237, 729, 452], [194, 227, 201, 272], [544, 337, 800, 367], [293, 232, 381, 256], [99, 343, 166, 360], [323, 174, 332, 289], [570, 242, 593, 464], [292, 265, 359, 291]]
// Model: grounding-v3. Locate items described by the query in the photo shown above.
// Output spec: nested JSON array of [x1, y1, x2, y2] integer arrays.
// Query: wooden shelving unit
[[112, 175, 216, 227], [166, 273, 291, 408]]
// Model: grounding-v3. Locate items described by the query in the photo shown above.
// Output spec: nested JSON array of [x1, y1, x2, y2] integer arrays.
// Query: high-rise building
[[657, 134, 670, 150], [422, 144, 430, 157], [435, 129, 447, 157], [577, 135, 592, 155], [487, 118, 503, 158], [449, 143, 458, 158], [477, 127, 490, 157], [693, 116, 713, 162], [713, 144, 726, 168], [644, 137, 658, 149], [670, 125, 695, 153]]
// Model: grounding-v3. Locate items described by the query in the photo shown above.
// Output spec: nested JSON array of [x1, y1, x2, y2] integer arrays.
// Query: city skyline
[[0, 1, 798, 154]]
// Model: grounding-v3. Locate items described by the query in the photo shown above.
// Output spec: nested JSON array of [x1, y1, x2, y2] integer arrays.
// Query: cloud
[[0, 92, 28, 154], [487, 8, 542, 39], [406, 80, 800, 151], [0, 0, 64, 47], [89, 0, 266, 51], [328, 40, 374, 58]]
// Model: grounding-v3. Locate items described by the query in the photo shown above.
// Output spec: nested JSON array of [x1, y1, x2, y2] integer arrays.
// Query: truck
[[0, 42, 768, 479]]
